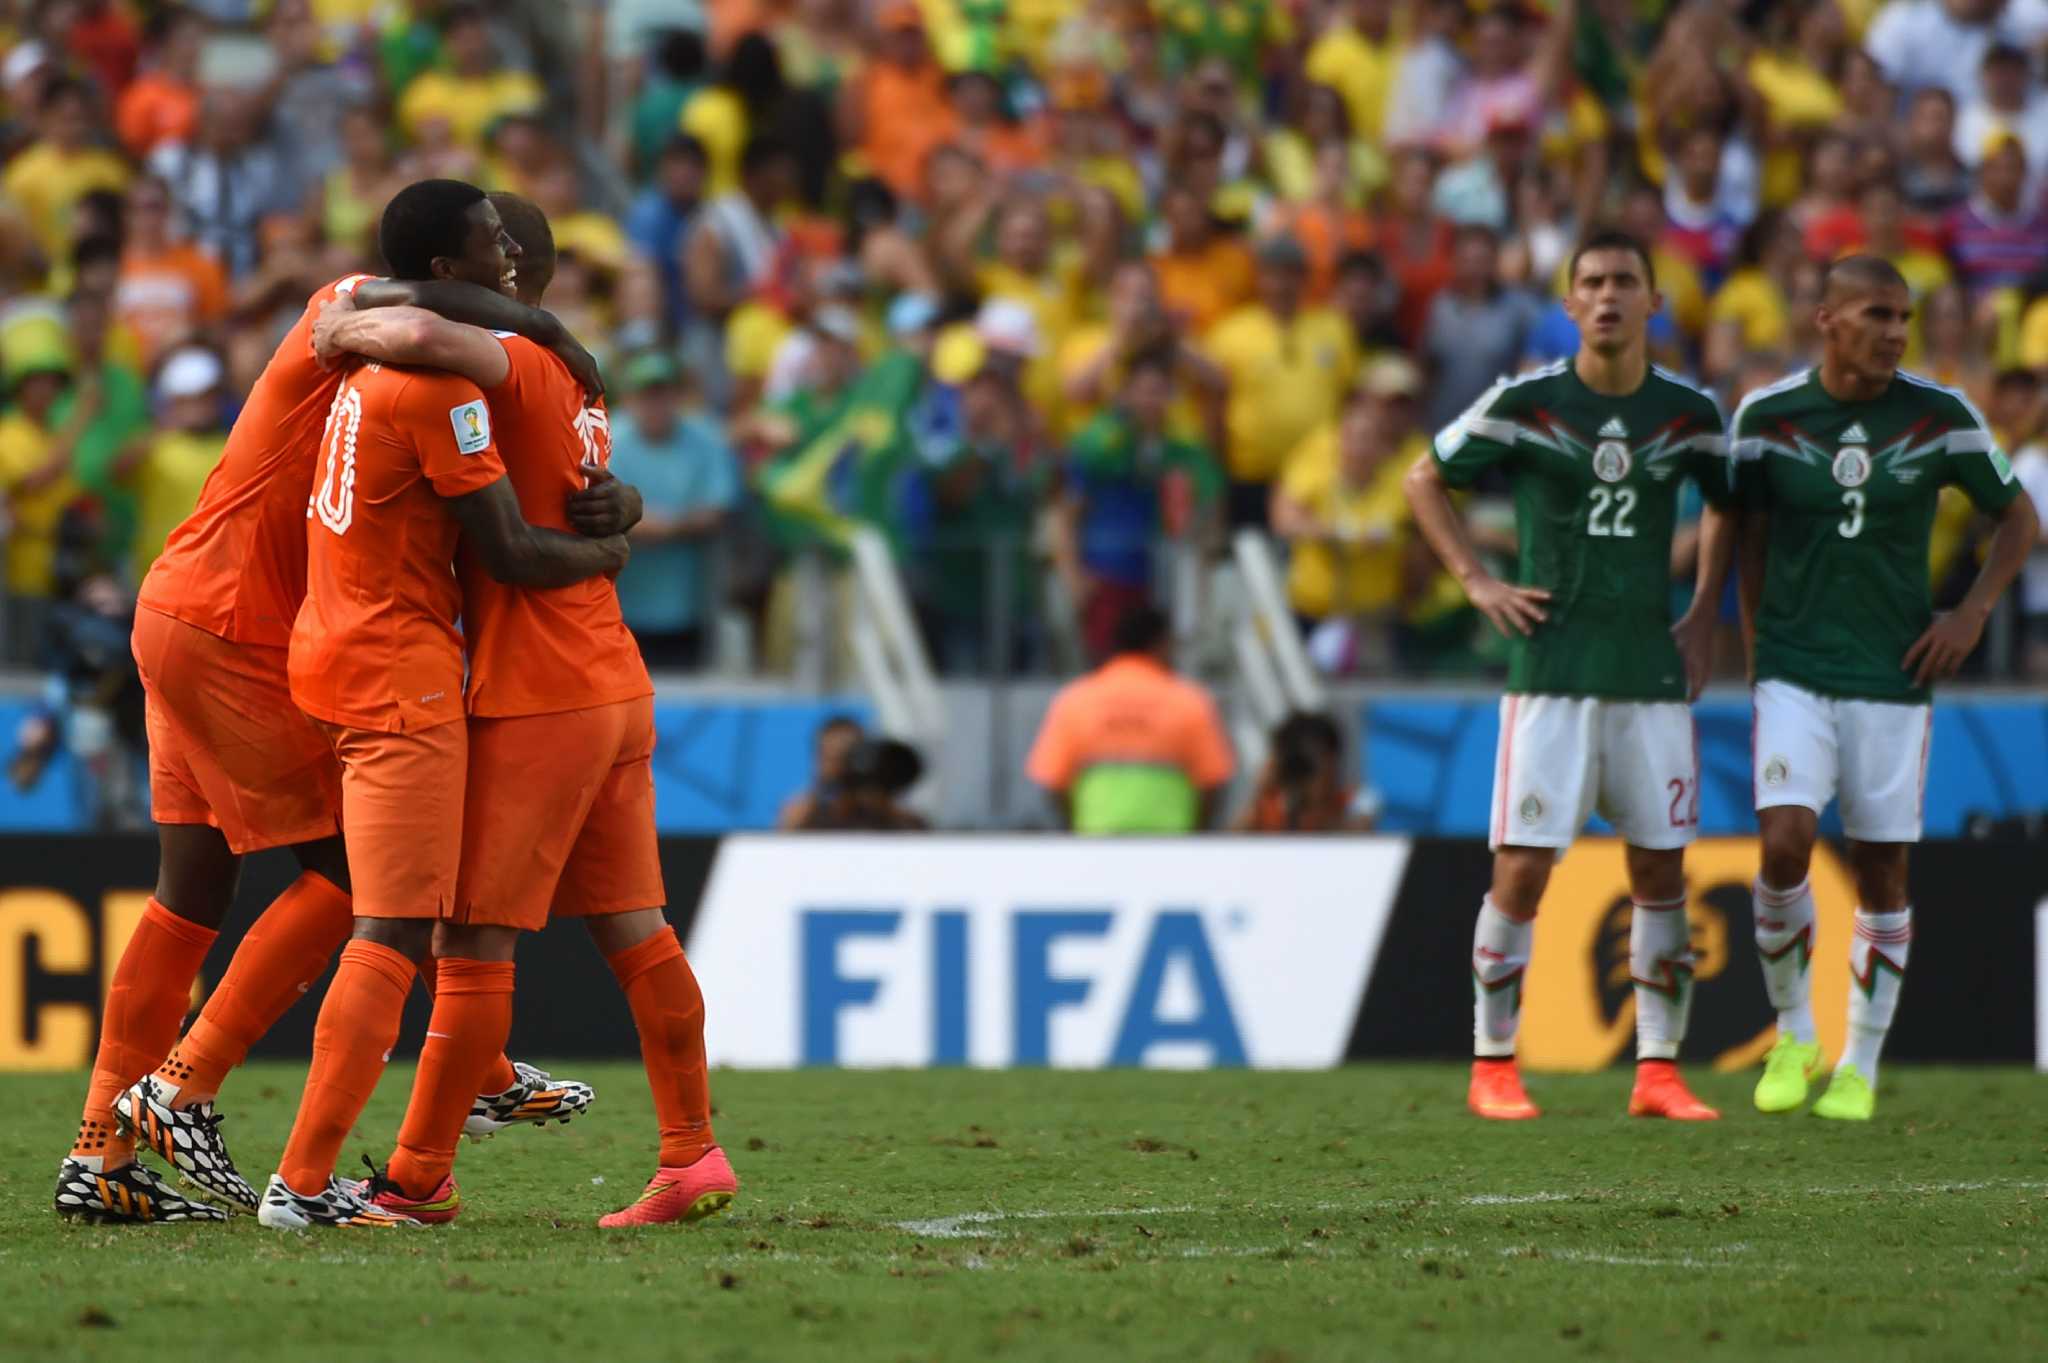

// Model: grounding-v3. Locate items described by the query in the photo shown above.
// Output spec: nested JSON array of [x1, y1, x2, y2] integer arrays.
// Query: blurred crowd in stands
[[5, 0, 2048, 743]]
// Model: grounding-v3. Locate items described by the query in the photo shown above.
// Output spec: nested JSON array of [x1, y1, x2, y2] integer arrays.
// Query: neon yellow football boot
[[1811, 1064, 1876, 1121], [1753, 1034, 1826, 1113]]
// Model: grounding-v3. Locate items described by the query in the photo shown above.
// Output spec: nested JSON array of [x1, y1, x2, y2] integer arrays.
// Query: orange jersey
[[458, 336, 651, 718], [140, 274, 372, 647], [288, 363, 507, 732]]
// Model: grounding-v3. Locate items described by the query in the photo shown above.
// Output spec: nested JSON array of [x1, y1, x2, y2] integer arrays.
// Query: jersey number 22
[[1587, 486, 1636, 538]]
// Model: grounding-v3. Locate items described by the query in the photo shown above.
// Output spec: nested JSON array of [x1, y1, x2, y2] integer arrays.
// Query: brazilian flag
[[756, 349, 934, 552]]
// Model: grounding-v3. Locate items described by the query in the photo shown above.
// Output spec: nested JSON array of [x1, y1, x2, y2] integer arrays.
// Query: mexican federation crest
[[1831, 446, 1870, 487], [1592, 440, 1631, 483]]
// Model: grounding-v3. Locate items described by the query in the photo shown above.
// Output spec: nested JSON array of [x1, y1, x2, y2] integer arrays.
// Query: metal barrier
[[847, 526, 946, 802], [1226, 531, 1329, 769]]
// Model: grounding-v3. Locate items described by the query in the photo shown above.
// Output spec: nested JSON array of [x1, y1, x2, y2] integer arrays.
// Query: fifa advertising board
[[687, 836, 1413, 1069]]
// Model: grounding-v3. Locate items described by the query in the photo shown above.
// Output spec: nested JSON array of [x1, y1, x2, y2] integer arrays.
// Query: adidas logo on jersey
[[1598, 416, 1628, 438], [1839, 423, 1867, 443]]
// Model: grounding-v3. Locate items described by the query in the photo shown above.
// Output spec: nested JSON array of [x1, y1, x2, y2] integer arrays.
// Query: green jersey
[[1433, 360, 1731, 700], [1732, 367, 2021, 703]]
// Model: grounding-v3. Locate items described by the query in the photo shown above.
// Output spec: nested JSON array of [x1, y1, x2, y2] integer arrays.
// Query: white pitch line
[[1463, 1191, 1576, 1206], [887, 1179, 2047, 1242], [892, 1205, 1196, 1239]]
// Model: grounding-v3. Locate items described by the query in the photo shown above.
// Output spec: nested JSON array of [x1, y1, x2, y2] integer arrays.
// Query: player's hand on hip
[[1902, 608, 1986, 688], [309, 294, 356, 369], [1671, 604, 1716, 701], [1467, 576, 1550, 637]]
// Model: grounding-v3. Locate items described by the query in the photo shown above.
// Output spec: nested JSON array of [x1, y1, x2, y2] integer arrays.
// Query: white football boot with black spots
[[54, 1155, 228, 1224], [463, 1061, 595, 1140], [114, 1075, 258, 1214], [256, 1173, 419, 1229]]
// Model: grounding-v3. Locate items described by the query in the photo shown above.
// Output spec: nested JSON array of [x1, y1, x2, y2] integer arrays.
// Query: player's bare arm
[[1402, 453, 1550, 637], [352, 277, 603, 398], [567, 463, 644, 538], [311, 297, 511, 388], [449, 476, 629, 587], [1902, 490, 2040, 687], [1673, 503, 1738, 700]]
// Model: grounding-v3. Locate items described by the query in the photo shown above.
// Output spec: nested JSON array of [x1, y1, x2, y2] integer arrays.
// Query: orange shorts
[[133, 606, 342, 855], [319, 717, 467, 920], [450, 696, 664, 932]]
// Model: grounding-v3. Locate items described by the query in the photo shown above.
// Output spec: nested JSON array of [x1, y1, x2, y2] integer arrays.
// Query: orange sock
[[414, 954, 520, 1097], [159, 871, 353, 1106], [387, 958, 515, 1197], [73, 899, 217, 1164], [276, 938, 414, 1196], [606, 927, 714, 1168]]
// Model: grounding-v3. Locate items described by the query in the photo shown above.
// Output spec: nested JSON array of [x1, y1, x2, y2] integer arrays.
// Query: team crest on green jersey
[[1831, 446, 1870, 487]]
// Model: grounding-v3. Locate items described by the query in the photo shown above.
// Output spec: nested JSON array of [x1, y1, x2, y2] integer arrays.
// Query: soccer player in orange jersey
[[55, 192, 612, 1225], [251, 180, 631, 1229], [311, 193, 734, 1227]]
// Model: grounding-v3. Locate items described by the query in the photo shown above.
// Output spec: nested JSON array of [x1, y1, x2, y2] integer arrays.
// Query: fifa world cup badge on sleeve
[[450, 400, 493, 455]]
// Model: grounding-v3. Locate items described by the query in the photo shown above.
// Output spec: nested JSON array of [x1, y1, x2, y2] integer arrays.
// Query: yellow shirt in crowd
[[398, 68, 544, 152], [1303, 19, 1399, 142], [978, 256, 1086, 429], [133, 430, 226, 577], [0, 143, 131, 259], [0, 412, 81, 597], [1709, 268, 1790, 352], [1279, 425, 1422, 620], [680, 87, 749, 198], [1204, 304, 1357, 484]]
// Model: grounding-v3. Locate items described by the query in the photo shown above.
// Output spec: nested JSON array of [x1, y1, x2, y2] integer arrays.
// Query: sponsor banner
[[2, 835, 2037, 1071], [688, 836, 1412, 1068], [1365, 697, 2048, 838], [1352, 837, 2046, 1068]]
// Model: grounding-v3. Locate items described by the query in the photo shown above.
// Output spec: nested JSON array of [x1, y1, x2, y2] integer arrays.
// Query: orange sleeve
[[1181, 686, 1235, 790], [1025, 686, 1082, 792], [400, 372, 507, 499]]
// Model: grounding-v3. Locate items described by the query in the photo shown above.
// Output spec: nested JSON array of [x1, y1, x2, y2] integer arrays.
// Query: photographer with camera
[[1232, 710, 1378, 833]]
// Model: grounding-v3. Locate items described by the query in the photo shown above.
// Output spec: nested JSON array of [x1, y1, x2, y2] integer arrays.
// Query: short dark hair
[[1110, 603, 1171, 657], [1334, 249, 1385, 280], [652, 27, 707, 82], [1568, 229, 1656, 290], [816, 713, 863, 747], [72, 234, 121, 273], [1451, 221, 1500, 251], [740, 134, 794, 177], [40, 74, 88, 113], [1821, 254, 1908, 304], [660, 132, 708, 167], [1124, 343, 1177, 384], [487, 190, 554, 276], [378, 178, 487, 280], [441, 2, 487, 33], [144, 4, 199, 46]]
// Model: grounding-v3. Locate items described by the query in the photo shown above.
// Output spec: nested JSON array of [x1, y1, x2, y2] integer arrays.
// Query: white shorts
[[1752, 679, 1931, 843], [1489, 695, 1699, 852]]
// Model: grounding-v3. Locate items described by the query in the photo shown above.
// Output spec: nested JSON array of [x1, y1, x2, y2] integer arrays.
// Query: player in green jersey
[[1406, 231, 1737, 1123], [1733, 256, 2039, 1121]]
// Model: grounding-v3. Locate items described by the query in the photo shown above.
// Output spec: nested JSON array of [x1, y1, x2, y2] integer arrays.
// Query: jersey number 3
[[1838, 490, 1864, 539], [1587, 486, 1636, 538], [313, 379, 364, 535]]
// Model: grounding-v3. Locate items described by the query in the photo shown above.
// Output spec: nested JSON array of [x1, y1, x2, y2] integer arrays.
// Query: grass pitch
[[5, 1063, 2045, 1362]]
